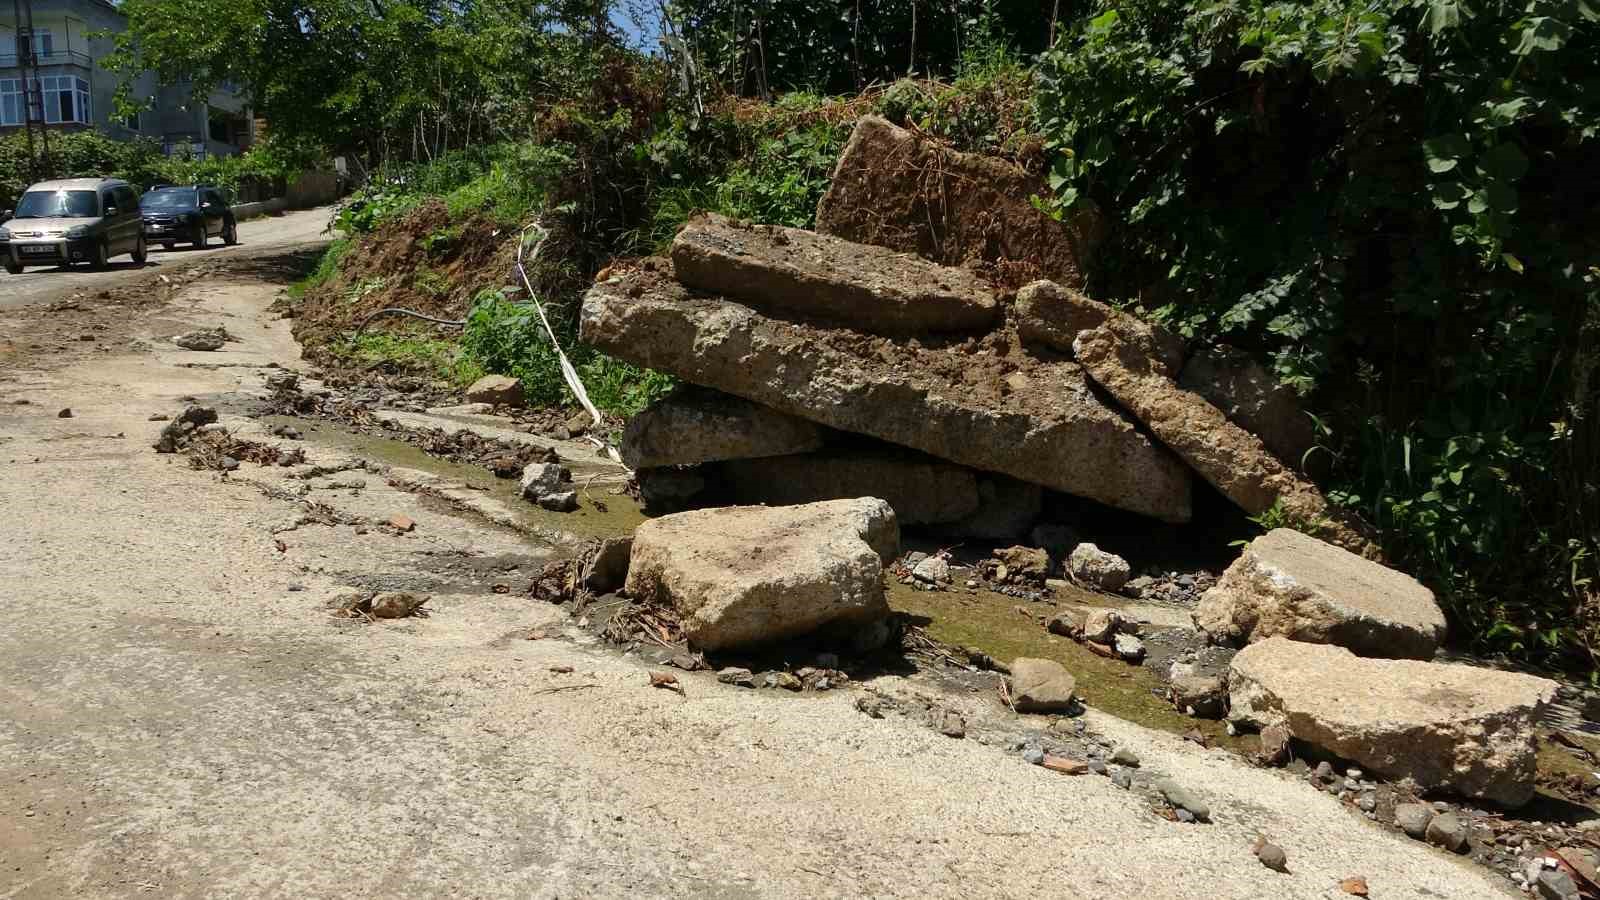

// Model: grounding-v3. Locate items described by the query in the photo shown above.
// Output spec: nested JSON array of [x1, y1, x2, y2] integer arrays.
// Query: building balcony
[[0, 48, 94, 70]]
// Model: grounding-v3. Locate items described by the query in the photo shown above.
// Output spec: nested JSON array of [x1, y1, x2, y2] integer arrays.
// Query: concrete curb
[[230, 197, 288, 221]]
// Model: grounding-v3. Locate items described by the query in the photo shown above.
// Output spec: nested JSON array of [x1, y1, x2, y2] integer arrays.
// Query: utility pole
[[14, 0, 49, 176]]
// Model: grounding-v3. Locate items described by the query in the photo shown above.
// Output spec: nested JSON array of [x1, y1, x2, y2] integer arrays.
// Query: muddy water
[[280, 409, 1250, 748], [266, 415, 648, 540], [887, 580, 1252, 752]]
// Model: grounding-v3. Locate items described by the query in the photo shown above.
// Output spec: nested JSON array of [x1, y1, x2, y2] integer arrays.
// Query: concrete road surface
[[0, 248, 1515, 899]]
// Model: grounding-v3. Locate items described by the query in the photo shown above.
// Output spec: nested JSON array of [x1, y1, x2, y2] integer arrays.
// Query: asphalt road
[[0, 206, 334, 312]]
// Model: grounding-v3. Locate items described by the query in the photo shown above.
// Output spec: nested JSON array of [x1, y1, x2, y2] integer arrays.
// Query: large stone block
[[624, 498, 899, 651], [1180, 345, 1316, 469], [622, 387, 826, 470], [1194, 529, 1445, 659], [580, 267, 1192, 522], [671, 213, 997, 334], [715, 451, 980, 525], [816, 116, 1103, 286], [1073, 325, 1371, 554], [1228, 638, 1558, 807]]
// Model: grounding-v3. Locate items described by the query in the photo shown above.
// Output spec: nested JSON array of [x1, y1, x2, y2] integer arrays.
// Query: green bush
[[1036, 0, 1600, 663], [460, 290, 674, 415]]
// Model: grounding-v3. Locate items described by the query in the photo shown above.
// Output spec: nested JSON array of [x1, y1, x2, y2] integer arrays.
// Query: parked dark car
[[140, 185, 238, 250], [0, 178, 147, 273]]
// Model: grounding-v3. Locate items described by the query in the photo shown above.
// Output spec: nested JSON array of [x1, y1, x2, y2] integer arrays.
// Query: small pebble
[[1175, 808, 1195, 823], [1022, 747, 1045, 766]]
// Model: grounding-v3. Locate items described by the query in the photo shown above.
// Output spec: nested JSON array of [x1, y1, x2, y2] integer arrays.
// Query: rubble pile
[[581, 117, 1349, 542]]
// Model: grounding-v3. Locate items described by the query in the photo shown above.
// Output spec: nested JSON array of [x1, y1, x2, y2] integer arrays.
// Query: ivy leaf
[[1423, 0, 1467, 35], [1514, 17, 1571, 55], [1502, 252, 1525, 273], [1423, 134, 1469, 173]]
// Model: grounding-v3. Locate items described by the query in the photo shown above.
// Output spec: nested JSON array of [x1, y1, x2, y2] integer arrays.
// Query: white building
[[0, 0, 254, 157]]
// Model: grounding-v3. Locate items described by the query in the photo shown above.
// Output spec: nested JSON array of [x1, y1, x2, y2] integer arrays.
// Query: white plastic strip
[[513, 220, 624, 465]]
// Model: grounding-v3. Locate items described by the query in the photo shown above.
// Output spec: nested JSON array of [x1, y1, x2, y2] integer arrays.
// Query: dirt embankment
[[287, 200, 518, 361]]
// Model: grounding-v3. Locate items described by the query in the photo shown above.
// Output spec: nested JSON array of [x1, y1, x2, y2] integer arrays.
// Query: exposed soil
[[286, 200, 519, 362]]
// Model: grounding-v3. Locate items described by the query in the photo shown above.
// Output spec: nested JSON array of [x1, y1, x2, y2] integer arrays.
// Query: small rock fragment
[[370, 592, 426, 619], [1537, 868, 1581, 900], [937, 710, 966, 738], [389, 514, 416, 532], [1022, 747, 1045, 766], [1041, 755, 1089, 775], [1252, 836, 1288, 873], [717, 667, 755, 687], [1156, 778, 1210, 822], [1339, 876, 1369, 897], [1424, 812, 1469, 853], [912, 555, 952, 584], [1113, 632, 1146, 662], [537, 490, 579, 512], [1067, 542, 1131, 592], [57, 408, 73, 418], [1110, 747, 1141, 768]]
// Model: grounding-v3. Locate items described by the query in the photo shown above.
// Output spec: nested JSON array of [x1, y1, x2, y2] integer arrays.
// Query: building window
[[32, 76, 90, 125], [16, 29, 53, 62], [0, 79, 20, 127], [208, 115, 230, 144]]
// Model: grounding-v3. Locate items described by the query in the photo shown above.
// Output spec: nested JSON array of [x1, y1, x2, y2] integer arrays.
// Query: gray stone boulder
[[1066, 543, 1131, 592], [1015, 280, 1184, 376], [1008, 657, 1078, 713], [815, 115, 1103, 286], [671, 212, 997, 334], [1179, 345, 1315, 469], [1228, 637, 1559, 807], [580, 267, 1192, 521], [520, 462, 565, 500], [1074, 325, 1374, 556], [465, 374, 524, 406], [1194, 528, 1446, 659], [623, 388, 826, 470], [624, 498, 899, 651]]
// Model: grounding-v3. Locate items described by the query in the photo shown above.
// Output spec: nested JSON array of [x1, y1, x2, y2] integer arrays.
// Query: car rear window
[[15, 190, 97, 218], [140, 189, 198, 210]]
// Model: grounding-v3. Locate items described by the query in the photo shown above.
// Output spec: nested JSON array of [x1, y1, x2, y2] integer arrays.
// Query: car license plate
[[19, 244, 54, 255]]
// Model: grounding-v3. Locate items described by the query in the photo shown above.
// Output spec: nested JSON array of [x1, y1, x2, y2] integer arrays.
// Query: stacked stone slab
[[583, 260, 1193, 522]]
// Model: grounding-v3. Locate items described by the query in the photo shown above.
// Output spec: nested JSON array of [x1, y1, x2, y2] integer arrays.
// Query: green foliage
[[1036, 0, 1600, 663], [461, 291, 675, 415], [288, 238, 353, 299]]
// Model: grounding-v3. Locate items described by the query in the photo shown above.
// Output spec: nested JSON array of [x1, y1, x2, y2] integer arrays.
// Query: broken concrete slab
[[1179, 345, 1315, 469], [1008, 657, 1078, 712], [1228, 637, 1558, 807], [1014, 280, 1184, 376], [464, 374, 524, 407], [816, 115, 1103, 286], [622, 387, 826, 470], [1072, 325, 1370, 553], [715, 451, 980, 525], [624, 499, 898, 651], [580, 267, 1192, 522], [1193, 528, 1446, 659], [671, 212, 998, 335]]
